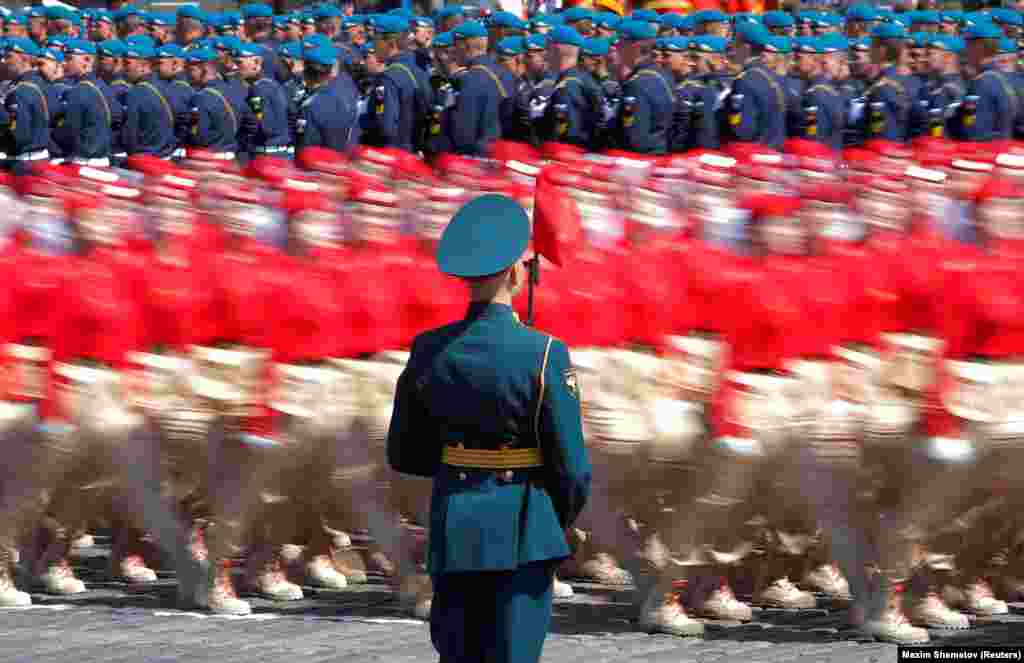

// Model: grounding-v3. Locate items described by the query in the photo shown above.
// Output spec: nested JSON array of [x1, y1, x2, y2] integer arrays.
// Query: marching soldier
[[539, 27, 600, 149], [447, 20, 507, 156], [363, 16, 431, 154], [295, 45, 361, 152], [388, 194, 591, 663], [729, 32, 789, 150], [799, 35, 847, 151], [863, 23, 923, 143], [236, 43, 290, 159], [56, 39, 121, 166], [962, 22, 1018, 142], [580, 37, 619, 152], [184, 47, 249, 160], [923, 35, 966, 139]]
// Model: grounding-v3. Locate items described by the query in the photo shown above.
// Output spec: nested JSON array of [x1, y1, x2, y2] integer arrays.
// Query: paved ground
[[2, 540, 1024, 662]]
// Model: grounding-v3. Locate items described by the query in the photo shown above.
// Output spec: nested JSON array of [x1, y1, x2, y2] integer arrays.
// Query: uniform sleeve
[[121, 89, 142, 153], [620, 82, 653, 153], [386, 338, 441, 478], [375, 74, 402, 145], [191, 95, 214, 148], [62, 87, 84, 157], [450, 72, 485, 154], [7, 86, 37, 153], [538, 339, 591, 529], [731, 75, 760, 143]]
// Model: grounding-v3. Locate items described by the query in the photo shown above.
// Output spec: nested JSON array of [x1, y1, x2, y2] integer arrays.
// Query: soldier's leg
[[0, 408, 48, 606]]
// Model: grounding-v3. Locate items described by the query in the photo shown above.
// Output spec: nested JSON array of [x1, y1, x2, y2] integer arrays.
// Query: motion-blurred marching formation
[[0, 135, 1024, 649]]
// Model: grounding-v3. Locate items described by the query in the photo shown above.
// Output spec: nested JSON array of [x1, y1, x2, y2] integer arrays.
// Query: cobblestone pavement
[[2, 540, 1024, 662]]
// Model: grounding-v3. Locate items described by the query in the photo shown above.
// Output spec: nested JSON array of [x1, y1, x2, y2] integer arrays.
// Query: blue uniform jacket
[[541, 66, 598, 148], [58, 75, 122, 160], [617, 62, 674, 155], [365, 53, 430, 152], [296, 73, 360, 153], [123, 74, 176, 157], [245, 76, 291, 150], [388, 302, 592, 575], [45, 80, 71, 159], [448, 55, 507, 156], [964, 64, 1018, 142], [189, 80, 246, 153], [4, 72, 51, 156], [729, 63, 787, 150], [804, 76, 844, 151], [864, 65, 920, 143]]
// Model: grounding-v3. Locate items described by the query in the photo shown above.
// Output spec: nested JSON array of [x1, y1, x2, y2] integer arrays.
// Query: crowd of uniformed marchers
[[3, 2, 1024, 164], [1, 0, 1024, 652]]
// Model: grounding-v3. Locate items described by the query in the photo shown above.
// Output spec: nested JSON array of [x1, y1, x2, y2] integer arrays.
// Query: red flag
[[532, 166, 581, 267]]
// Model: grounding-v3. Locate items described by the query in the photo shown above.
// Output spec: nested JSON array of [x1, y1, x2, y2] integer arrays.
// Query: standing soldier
[[798, 35, 847, 151], [388, 194, 591, 663], [1, 39, 53, 172], [864, 23, 922, 143], [411, 16, 435, 75], [581, 38, 620, 152], [296, 45, 361, 153], [615, 19, 674, 155], [363, 16, 431, 154], [154, 44, 192, 159], [56, 40, 121, 167], [447, 20, 507, 156], [729, 32, 789, 150], [923, 35, 966, 139], [184, 47, 248, 160], [236, 43, 291, 159], [121, 41, 176, 159], [962, 23, 1018, 142], [681, 36, 731, 151], [540, 27, 600, 150]]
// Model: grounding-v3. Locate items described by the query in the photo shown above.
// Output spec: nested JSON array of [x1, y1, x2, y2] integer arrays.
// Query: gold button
[[458, 472, 467, 481], [502, 470, 514, 481]]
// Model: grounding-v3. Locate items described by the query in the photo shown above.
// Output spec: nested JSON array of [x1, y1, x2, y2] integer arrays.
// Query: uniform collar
[[466, 301, 516, 321]]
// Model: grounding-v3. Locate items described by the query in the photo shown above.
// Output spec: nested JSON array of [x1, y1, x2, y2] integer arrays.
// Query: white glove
[[848, 98, 866, 124], [528, 97, 548, 120], [356, 98, 368, 117]]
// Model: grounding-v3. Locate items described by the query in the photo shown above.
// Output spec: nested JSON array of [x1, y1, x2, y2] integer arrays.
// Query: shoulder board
[[807, 83, 839, 96], [173, 80, 192, 88]]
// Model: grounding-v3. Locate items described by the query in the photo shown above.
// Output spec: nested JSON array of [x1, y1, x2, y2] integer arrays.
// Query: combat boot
[[306, 554, 348, 590], [963, 578, 1009, 616], [553, 574, 574, 598], [247, 547, 303, 601], [910, 592, 970, 629], [802, 564, 852, 602], [864, 582, 930, 644], [196, 560, 251, 616], [0, 548, 30, 607], [692, 576, 753, 622]]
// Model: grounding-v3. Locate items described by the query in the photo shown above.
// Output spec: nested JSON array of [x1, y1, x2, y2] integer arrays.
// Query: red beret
[[800, 182, 852, 204], [432, 153, 491, 181], [539, 142, 586, 163], [785, 138, 835, 160], [740, 193, 801, 222], [126, 153, 173, 176], [975, 177, 1024, 205], [395, 152, 435, 181], [282, 189, 333, 216], [489, 140, 540, 164], [296, 146, 348, 173], [246, 155, 296, 185], [865, 139, 912, 160]]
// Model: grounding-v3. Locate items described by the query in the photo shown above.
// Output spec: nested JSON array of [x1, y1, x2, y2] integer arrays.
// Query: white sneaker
[[251, 560, 303, 601], [759, 577, 817, 609], [553, 576, 574, 599], [802, 564, 851, 601], [0, 563, 30, 607], [695, 582, 753, 621], [115, 555, 158, 584], [911, 593, 970, 630], [307, 555, 348, 590], [331, 549, 368, 584], [324, 526, 351, 550], [38, 560, 86, 595], [866, 608, 930, 644], [964, 580, 1009, 616], [580, 553, 633, 586], [638, 585, 705, 637]]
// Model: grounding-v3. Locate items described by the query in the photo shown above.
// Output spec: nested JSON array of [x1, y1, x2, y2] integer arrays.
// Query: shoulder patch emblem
[[564, 368, 579, 400]]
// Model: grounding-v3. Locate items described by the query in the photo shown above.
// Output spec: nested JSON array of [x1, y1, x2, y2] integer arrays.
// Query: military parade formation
[[1, 1, 1024, 660]]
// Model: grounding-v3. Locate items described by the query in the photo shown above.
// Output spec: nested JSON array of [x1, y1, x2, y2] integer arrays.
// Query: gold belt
[[442, 446, 544, 470]]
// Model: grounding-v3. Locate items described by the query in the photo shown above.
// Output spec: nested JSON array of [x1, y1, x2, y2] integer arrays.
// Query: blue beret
[[277, 40, 303, 59], [45, 6, 72, 21], [314, 4, 342, 20], [871, 23, 907, 39], [223, 10, 243, 26], [453, 20, 487, 39], [359, 41, 376, 56], [659, 13, 686, 30], [490, 11, 528, 29], [301, 10, 317, 25], [343, 14, 366, 27], [794, 36, 819, 53], [177, 6, 207, 23], [690, 35, 727, 53], [156, 44, 185, 59], [631, 9, 659, 22], [242, 4, 273, 19], [913, 10, 940, 25], [763, 11, 795, 28], [412, 16, 434, 28], [992, 9, 1024, 27], [374, 15, 409, 34], [495, 36, 525, 56], [185, 47, 216, 64], [123, 41, 155, 59], [304, 44, 338, 66], [5, 37, 39, 56], [931, 35, 964, 53], [941, 11, 964, 25], [115, 5, 141, 21], [65, 39, 96, 55], [524, 33, 546, 51], [1000, 37, 1018, 53], [147, 12, 173, 26], [581, 36, 611, 56], [963, 22, 1004, 40], [595, 12, 621, 29], [435, 5, 466, 20], [7, 14, 28, 27], [562, 7, 593, 24], [530, 13, 554, 28], [272, 15, 288, 28], [848, 37, 870, 51], [693, 9, 728, 24], [215, 35, 243, 52], [388, 8, 415, 19], [26, 7, 46, 19], [235, 42, 264, 57], [46, 35, 67, 48], [302, 33, 331, 49], [846, 4, 880, 22], [815, 13, 843, 28], [617, 19, 657, 41], [733, 13, 761, 26], [39, 47, 63, 62], [437, 194, 531, 278], [433, 31, 454, 47], [92, 9, 113, 24], [548, 25, 584, 47], [963, 12, 991, 28], [735, 22, 770, 42], [285, 13, 301, 25], [820, 33, 848, 52], [763, 35, 792, 54], [97, 40, 124, 57]]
